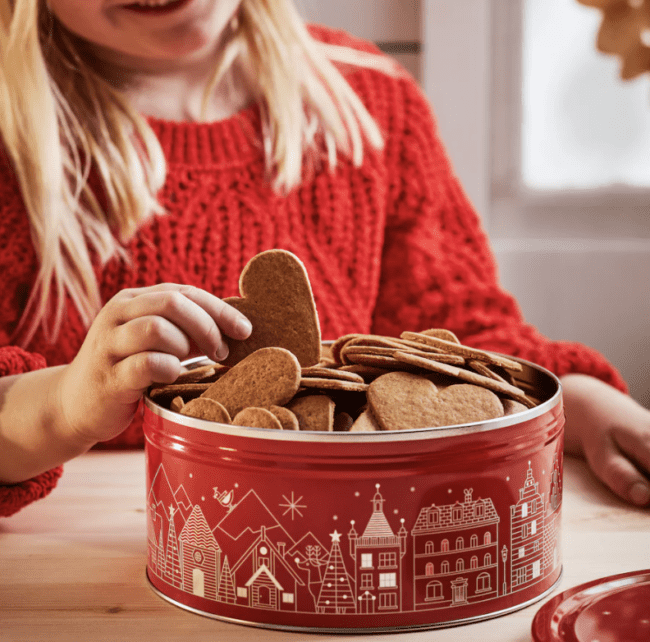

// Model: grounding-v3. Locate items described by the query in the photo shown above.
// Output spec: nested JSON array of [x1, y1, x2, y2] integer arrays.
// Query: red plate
[[531, 570, 650, 642]]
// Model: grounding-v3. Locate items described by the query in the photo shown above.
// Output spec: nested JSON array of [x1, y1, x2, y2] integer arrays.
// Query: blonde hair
[[0, 0, 397, 345]]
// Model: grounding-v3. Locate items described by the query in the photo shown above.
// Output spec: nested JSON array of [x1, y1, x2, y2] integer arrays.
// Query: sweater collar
[[147, 101, 263, 168]]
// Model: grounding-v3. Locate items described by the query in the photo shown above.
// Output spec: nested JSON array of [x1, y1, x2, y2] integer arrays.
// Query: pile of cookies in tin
[[148, 250, 539, 432]]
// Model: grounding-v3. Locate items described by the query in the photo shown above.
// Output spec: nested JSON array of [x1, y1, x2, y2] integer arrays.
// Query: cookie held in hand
[[222, 249, 321, 367]]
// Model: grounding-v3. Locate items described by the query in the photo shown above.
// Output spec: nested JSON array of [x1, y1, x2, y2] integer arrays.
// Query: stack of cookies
[[148, 250, 539, 433]]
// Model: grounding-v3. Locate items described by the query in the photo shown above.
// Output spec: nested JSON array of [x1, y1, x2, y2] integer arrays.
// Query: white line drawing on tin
[[147, 447, 563, 617], [213, 487, 234, 510], [348, 484, 408, 613], [178, 504, 221, 599], [231, 524, 305, 611], [316, 531, 357, 614], [279, 491, 306, 520], [411, 488, 500, 610], [507, 455, 563, 596]]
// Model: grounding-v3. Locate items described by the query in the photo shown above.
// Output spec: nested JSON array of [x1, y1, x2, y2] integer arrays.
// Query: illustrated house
[[542, 453, 562, 574], [411, 488, 499, 610], [348, 484, 408, 614], [510, 464, 545, 592], [231, 525, 305, 611], [178, 505, 221, 600]]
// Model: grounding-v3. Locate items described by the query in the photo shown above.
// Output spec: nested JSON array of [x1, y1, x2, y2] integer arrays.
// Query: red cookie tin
[[143, 355, 564, 633]]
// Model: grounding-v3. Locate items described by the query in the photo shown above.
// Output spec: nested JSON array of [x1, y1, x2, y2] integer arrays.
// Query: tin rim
[[146, 566, 563, 634], [144, 353, 562, 443]]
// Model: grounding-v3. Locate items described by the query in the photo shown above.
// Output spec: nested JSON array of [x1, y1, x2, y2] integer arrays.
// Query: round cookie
[[233, 407, 283, 430], [269, 405, 300, 430], [180, 397, 232, 424]]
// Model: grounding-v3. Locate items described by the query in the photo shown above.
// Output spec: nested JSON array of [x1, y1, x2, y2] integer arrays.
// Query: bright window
[[379, 573, 397, 588], [522, 0, 650, 190]]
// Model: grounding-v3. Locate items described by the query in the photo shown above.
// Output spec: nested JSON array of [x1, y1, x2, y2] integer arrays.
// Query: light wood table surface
[[1, 452, 649, 642]]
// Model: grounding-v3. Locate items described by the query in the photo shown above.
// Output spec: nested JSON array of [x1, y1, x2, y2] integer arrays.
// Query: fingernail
[[630, 482, 650, 505], [215, 344, 229, 361], [236, 317, 253, 337]]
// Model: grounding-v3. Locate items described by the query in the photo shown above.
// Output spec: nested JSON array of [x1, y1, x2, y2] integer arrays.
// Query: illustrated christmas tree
[[156, 527, 166, 577], [316, 531, 356, 614], [217, 556, 236, 604], [164, 505, 183, 588]]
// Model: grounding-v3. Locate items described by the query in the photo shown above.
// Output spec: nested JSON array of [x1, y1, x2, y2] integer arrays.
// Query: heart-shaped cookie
[[368, 372, 504, 431], [222, 250, 321, 367], [201, 347, 301, 417]]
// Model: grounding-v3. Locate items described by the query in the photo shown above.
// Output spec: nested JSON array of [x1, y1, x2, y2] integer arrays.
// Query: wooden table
[[1, 452, 648, 641]]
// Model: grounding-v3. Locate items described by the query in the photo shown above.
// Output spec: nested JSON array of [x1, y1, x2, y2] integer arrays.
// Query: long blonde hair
[[0, 0, 396, 346]]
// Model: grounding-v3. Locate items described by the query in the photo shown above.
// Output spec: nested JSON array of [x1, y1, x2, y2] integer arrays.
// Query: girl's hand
[[561, 374, 650, 507], [55, 284, 252, 447]]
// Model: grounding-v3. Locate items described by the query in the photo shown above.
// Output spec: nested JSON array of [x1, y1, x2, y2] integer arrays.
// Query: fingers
[[585, 434, 650, 507], [111, 316, 192, 362], [612, 426, 650, 506], [111, 285, 251, 362], [111, 352, 182, 401], [127, 284, 251, 339], [613, 424, 650, 476], [176, 285, 252, 341]]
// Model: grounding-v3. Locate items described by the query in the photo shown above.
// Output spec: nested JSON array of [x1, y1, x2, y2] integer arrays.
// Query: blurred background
[[299, 0, 650, 408]]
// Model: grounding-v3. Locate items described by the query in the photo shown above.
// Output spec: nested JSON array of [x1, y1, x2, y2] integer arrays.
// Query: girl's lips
[[122, 0, 192, 16]]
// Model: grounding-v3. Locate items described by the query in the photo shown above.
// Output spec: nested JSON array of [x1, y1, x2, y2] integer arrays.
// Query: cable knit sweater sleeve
[[370, 75, 628, 394], [0, 154, 63, 517], [0, 347, 64, 517]]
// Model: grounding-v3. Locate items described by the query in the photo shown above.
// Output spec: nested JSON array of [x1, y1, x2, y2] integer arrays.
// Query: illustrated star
[[330, 530, 341, 543]]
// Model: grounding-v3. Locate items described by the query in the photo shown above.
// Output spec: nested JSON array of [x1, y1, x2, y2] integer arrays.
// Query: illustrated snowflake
[[279, 491, 306, 520]]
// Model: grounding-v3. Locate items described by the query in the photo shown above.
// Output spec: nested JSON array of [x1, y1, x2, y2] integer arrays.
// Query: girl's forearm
[[0, 366, 95, 485], [560, 373, 633, 457]]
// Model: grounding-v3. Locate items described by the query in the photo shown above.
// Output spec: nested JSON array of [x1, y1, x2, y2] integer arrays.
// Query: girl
[[1, 0, 649, 516]]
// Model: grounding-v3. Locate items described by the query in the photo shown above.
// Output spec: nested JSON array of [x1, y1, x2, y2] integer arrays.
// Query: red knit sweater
[[0, 26, 626, 517]]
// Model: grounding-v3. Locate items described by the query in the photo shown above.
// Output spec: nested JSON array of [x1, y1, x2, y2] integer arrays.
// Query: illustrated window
[[426, 580, 443, 601], [379, 573, 397, 588]]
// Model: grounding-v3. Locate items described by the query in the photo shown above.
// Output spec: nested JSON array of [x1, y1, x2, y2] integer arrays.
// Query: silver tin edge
[[144, 354, 562, 443], [146, 567, 563, 634]]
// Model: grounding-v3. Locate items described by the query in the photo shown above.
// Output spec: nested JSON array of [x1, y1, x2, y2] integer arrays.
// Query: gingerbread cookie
[[270, 405, 300, 430], [222, 250, 321, 367], [170, 396, 185, 413], [301, 366, 365, 383], [233, 407, 283, 430], [349, 409, 382, 432], [180, 397, 232, 423], [201, 347, 301, 417], [392, 351, 534, 407], [368, 372, 504, 431], [150, 382, 211, 405], [299, 378, 369, 393], [401, 331, 523, 372], [287, 395, 336, 432]]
